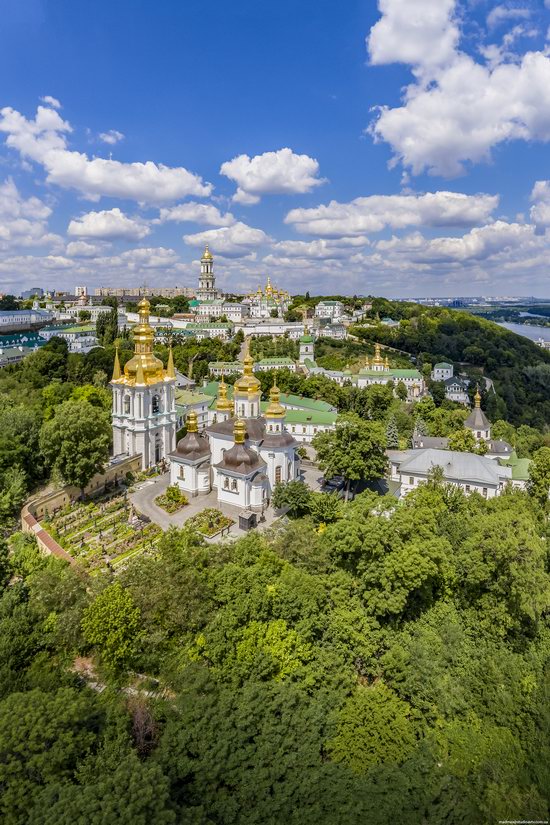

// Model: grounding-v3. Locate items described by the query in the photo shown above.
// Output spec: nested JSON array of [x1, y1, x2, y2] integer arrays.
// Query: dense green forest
[[1, 480, 549, 823], [1, 305, 550, 822], [351, 300, 550, 429]]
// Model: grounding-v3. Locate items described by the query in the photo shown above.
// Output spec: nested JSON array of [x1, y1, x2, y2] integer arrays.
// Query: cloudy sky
[[1, 0, 550, 297]]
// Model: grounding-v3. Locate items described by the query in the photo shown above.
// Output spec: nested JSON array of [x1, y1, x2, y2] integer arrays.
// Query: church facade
[[169, 346, 300, 510]]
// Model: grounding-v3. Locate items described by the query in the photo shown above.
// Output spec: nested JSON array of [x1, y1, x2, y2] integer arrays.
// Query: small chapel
[[169, 343, 301, 510]]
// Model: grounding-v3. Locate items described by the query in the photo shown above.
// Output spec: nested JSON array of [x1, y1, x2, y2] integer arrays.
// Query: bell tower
[[197, 244, 218, 301], [110, 299, 177, 469]]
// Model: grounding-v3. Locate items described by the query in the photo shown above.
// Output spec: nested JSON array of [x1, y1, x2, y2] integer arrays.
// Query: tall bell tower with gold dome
[[111, 298, 177, 469], [197, 244, 221, 301]]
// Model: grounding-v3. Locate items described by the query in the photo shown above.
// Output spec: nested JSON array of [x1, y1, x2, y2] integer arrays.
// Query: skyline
[[1, 1, 550, 297]]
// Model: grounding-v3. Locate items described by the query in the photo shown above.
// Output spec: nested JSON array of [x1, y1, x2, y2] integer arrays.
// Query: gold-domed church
[[168, 340, 301, 510], [111, 298, 177, 469]]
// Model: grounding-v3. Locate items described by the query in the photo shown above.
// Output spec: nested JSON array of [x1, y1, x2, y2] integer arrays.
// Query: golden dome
[[265, 381, 286, 419], [234, 418, 246, 444], [234, 339, 261, 395], [373, 343, 383, 366], [474, 386, 481, 408], [186, 410, 199, 433], [202, 244, 213, 261], [121, 298, 165, 386], [216, 374, 234, 412]]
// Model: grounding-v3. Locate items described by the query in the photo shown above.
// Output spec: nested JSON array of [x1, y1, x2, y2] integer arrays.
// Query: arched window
[[179, 466, 185, 479], [224, 477, 230, 490], [231, 478, 238, 491], [124, 396, 131, 415], [152, 395, 161, 415]]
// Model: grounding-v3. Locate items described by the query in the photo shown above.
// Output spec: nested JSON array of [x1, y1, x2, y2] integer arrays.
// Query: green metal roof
[[201, 381, 335, 413], [257, 357, 295, 365], [175, 389, 212, 405], [499, 453, 531, 481], [434, 362, 453, 369]]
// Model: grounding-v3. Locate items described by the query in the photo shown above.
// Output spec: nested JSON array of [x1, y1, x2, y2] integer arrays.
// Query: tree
[[0, 687, 101, 824], [386, 415, 399, 449], [328, 683, 417, 773], [528, 447, 550, 509], [429, 380, 446, 407], [396, 381, 408, 401], [39, 399, 111, 490], [0, 295, 18, 310], [447, 428, 477, 453], [309, 492, 342, 526], [81, 582, 141, 671], [78, 310, 91, 322], [272, 480, 312, 517], [313, 413, 387, 499], [0, 468, 27, 523]]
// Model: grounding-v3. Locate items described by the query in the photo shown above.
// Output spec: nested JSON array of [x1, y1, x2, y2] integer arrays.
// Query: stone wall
[[22, 455, 141, 522]]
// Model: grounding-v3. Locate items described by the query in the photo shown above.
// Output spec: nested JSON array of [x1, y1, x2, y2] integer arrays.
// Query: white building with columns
[[196, 245, 223, 302], [110, 299, 177, 469]]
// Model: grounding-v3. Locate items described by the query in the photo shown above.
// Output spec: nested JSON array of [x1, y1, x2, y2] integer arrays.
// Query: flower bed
[[186, 508, 234, 537], [155, 485, 189, 514]]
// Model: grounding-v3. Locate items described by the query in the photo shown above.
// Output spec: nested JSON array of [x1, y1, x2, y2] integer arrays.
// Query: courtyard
[[129, 465, 325, 538]]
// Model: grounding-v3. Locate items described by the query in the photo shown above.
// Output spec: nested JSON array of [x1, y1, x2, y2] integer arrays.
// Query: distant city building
[[0, 308, 53, 331], [20, 287, 44, 300], [95, 286, 194, 298], [431, 362, 454, 381], [74, 286, 88, 298], [38, 324, 99, 353], [444, 377, 470, 404], [315, 300, 345, 321], [194, 301, 249, 322]]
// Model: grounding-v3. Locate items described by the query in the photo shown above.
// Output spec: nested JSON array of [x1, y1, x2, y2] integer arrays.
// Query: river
[[498, 322, 550, 343]]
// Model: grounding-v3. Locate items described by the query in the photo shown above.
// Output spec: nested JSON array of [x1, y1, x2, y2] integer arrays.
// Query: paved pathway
[[129, 466, 325, 540]]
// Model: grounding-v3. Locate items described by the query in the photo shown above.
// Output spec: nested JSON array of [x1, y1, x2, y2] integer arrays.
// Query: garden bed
[[154, 485, 189, 514], [186, 508, 234, 537]]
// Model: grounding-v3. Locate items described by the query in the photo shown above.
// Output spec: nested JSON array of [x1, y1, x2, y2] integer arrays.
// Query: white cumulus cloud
[[285, 191, 498, 237], [67, 207, 150, 241], [0, 178, 60, 251], [220, 148, 326, 204], [367, 0, 550, 176], [157, 202, 235, 226], [367, 0, 459, 75], [99, 129, 125, 145], [183, 221, 271, 257], [40, 95, 61, 109], [0, 102, 212, 203]]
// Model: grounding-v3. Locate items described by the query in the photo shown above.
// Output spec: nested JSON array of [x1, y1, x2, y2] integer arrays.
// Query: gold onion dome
[[216, 374, 233, 412], [121, 298, 165, 385], [265, 381, 286, 418], [234, 340, 261, 395], [373, 343, 384, 366], [234, 418, 246, 444], [474, 386, 481, 407], [186, 410, 199, 432], [202, 244, 213, 260]]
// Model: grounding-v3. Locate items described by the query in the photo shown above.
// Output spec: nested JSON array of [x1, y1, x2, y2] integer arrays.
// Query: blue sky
[[1, 0, 550, 297]]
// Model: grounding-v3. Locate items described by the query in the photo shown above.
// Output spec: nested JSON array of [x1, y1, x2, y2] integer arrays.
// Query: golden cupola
[[234, 340, 261, 396], [265, 381, 286, 419], [119, 298, 165, 386], [373, 342, 384, 367], [216, 374, 234, 413]]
